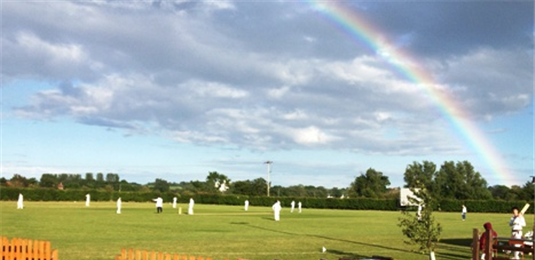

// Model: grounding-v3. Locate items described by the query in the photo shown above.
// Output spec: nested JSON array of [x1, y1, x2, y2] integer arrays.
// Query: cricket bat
[[520, 203, 530, 215]]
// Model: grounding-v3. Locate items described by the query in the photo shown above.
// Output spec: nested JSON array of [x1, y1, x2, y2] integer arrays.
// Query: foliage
[[349, 168, 390, 198], [435, 161, 491, 200], [205, 171, 231, 193], [231, 178, 267, 196], [398, 186, 442, 254], [8, 174, 38, 188], [152, 178, 170, 193], [2, 160, 532, 202], [404, 160, 493, 201], [38, 173, 121, 190], [403, 161, 436, 191]]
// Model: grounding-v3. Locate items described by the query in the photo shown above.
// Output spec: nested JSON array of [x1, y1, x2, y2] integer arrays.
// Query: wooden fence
[[472, 228, 534, 260], [115, 248, 229, 260], [0, 236, 58, 260]]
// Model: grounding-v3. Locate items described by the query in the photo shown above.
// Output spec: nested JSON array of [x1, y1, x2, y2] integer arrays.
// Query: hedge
[[0, 187, 179, 203], [0, 187, 528, 213]]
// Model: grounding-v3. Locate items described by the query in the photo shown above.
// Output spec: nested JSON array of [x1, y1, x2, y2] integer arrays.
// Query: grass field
[[0, 201, 532, 260]]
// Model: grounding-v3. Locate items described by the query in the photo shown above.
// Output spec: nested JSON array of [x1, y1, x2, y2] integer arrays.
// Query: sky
[[1, 0, 533, 189]]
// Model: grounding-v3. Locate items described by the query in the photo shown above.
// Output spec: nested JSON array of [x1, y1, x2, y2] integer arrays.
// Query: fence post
[[52, 249, 58, 259], [472, 228, 479, 260], [142, 250, 148, 260], [21, 239, 27, 260], [45, 240, 51, 260], [484, 229, 492, 260], [14, 238, 21, 260]]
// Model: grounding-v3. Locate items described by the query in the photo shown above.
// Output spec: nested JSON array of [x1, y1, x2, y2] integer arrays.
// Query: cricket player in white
[[172, 197, 177, 209], [244, 200, 249, 211], [298, 201, 302, 213], [17, 193, 24, 209], [85, 194, 90, 207], [116, 197, 122, 214], [290, 200, 295, 213], [272, 200, 282, 221], [188, 198, 194, 215], [153, 197, 163, 213], [509, 206, 526, 260]]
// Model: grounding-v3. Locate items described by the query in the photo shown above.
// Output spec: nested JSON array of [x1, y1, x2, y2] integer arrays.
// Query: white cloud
[[290, 126, 337, 145], [4, 0, 532, 160], [187, 80, 248, 98]]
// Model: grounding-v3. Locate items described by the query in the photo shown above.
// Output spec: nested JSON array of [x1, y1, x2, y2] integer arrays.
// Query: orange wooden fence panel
[[0, 236, 58, 260], [115, 249, 219, 260]]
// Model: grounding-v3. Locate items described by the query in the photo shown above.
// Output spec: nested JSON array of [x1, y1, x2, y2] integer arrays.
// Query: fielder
[[462, 204, 467, 221], [172, 197, 177, 209], [85, 194, 90, 207], [244, 200, 249, 211], [298, 201, 302, 213], [188, 198, 195, 215], [116, 197, 122, 214], [153, 197, 163, 213], [17, 193, 24, 209], [290, 200, 295, 213], [272, 200, 282, 221]]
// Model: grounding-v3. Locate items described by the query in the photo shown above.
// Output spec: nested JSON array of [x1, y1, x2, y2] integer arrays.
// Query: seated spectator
[[479, 222, 497, 259]]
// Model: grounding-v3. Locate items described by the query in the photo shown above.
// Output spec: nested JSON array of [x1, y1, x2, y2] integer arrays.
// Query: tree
[[404, 161, 437, 192], [250, 178, 268, 196], [106, 173, 120, 183], [40, 174, 58, 188], [350, 168, 390, 198], [488, 185, 517, 200], [398, 185, 442, 260], [153, 178, 170, 193], [519, 181, 534, 201], [435, 161, 491, 200], [205, 172, 231, 193], [96, 173, 104, 183], [10, 174, 34, 187], [329, 187, 345, 198], [85, 173, 94, 182], [0, 177, 8, 186]]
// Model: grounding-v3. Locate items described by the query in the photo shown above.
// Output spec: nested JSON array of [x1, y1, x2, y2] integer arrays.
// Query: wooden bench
[[0, 236, 58, 260]]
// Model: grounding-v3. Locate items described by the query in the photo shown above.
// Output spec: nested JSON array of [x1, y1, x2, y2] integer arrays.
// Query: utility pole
[[265, 161, 273, 197], [530, 176, 535, 239]]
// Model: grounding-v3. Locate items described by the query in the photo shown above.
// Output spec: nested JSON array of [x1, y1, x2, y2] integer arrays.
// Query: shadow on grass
[[244, 224, 420, 259], [327, 248, 367, 259], [434, 239, 473, 260], [440, 238, 473, 247]]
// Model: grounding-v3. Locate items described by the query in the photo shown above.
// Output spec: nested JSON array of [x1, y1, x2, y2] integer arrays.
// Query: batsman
[[509, 204, 528, 260]]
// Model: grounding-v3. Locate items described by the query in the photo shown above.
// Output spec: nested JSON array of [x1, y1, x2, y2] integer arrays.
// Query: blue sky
[[1, 0, 533, 189]]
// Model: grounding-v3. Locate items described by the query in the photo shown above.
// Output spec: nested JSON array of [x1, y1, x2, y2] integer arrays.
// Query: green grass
[[0, 201, 531, 260]]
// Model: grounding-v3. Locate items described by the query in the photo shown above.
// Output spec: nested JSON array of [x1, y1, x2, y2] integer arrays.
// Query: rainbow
[[308, 1, 516, 186]]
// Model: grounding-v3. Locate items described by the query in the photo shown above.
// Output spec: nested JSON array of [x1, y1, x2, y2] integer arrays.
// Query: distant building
[[57, 182, 64, 190]]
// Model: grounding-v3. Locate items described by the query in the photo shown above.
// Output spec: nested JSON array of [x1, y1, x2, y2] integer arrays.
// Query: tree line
[[1, 160, 533, 201]]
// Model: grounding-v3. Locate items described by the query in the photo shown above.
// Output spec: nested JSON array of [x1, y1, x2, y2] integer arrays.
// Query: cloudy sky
[[2, 0, 533, 189]]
